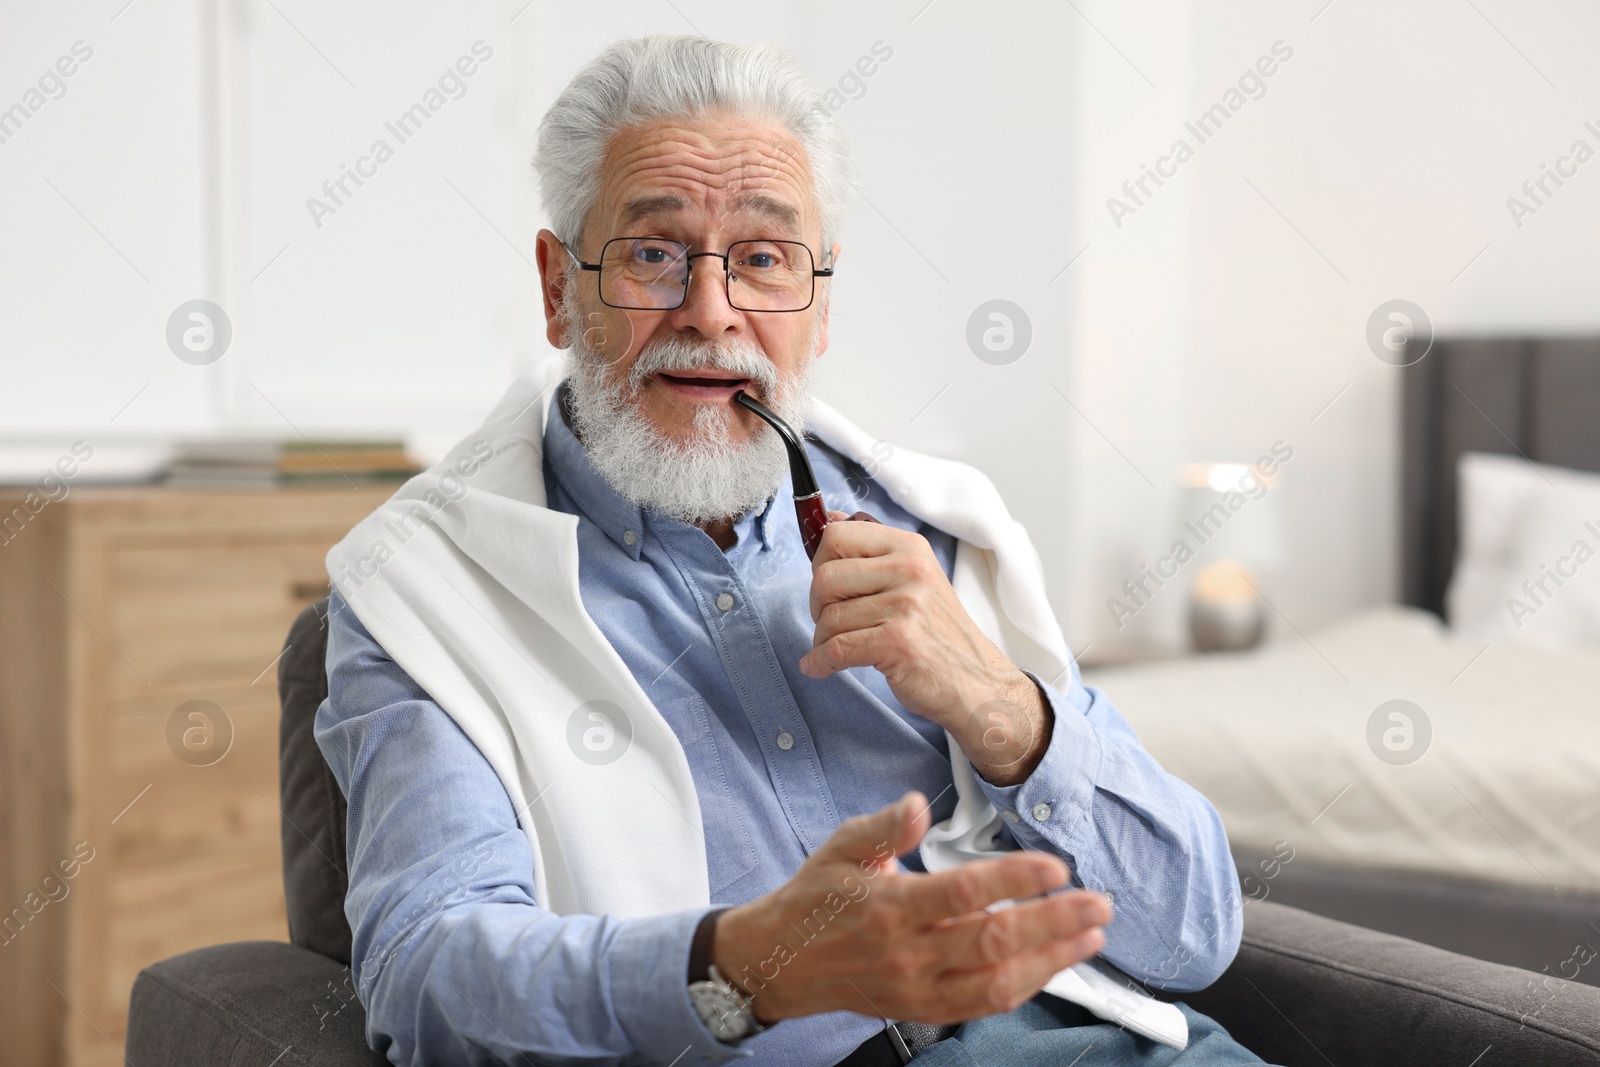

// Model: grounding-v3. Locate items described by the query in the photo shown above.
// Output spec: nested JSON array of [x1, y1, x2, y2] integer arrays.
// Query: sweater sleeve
[[314, 588, 755, 1065]]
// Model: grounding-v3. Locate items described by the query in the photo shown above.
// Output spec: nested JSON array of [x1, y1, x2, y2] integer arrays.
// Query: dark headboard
[[1400, 337, 1600, 617]]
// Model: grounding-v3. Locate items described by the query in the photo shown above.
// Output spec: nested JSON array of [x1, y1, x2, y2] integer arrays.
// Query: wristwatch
[[687, 908, 766, 1042]]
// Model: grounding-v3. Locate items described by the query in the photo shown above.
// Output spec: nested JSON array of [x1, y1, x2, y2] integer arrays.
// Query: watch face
[[690, 983, 751, 1041]]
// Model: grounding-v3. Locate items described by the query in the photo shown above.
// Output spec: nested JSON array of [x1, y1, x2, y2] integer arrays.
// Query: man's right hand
[[710, 791, 1111, 1026]]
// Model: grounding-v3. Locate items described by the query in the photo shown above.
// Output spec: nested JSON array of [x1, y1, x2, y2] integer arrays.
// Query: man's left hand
[[799, 512, 1053, 786]]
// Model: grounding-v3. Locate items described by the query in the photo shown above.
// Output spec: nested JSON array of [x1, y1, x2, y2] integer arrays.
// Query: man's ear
[[535, 228, 570, 348]]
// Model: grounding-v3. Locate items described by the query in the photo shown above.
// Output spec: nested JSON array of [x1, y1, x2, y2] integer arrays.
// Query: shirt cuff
[[610, 907, 756, 1063], [971, 672, 1102, 866]]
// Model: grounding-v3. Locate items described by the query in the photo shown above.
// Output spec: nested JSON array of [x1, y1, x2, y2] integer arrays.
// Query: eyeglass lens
[[596, 238, 818, 311]]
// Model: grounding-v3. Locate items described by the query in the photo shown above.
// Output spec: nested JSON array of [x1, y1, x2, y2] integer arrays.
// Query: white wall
[[7, 0, 1600, 658], [0, 2, 209, 435], [1099, 0, 1600, 658]]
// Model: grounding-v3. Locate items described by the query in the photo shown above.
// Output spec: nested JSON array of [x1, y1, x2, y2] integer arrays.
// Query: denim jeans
[[909, 997, 1278, 1066]]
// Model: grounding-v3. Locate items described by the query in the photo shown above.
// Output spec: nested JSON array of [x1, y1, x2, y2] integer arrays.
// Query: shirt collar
[[739, 481, 781, 553], [543, 381, 782, 558]]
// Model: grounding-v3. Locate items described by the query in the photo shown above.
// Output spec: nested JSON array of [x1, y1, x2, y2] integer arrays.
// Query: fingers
[[812, 515, 917, 567], [930, 925, 1107, 1021], [815, 792, 931, 869], [808, 556, 901, 622], [932, 890, 1112, 971], [895, 852, 1070, 927], [810, 552, 942, 626], [812, 592, 901, 652], [800, 623, 886, 679]]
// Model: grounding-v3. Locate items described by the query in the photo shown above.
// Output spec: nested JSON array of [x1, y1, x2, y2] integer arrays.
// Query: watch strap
[[687, 907, 730, 984]]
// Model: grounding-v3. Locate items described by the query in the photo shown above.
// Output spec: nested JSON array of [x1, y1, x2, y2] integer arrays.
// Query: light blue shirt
[[315, 387, 1242, 1067]]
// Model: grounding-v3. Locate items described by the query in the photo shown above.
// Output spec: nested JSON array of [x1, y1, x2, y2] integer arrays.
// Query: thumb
[[820, 792, 931, 870]]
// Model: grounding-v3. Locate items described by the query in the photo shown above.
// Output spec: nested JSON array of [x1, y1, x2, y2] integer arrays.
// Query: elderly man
[[318, 34, 1269, 1067]]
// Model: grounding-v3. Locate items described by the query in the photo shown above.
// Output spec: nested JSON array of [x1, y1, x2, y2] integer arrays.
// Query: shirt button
[[715, 592, 735, 612], [776, 731, 794, 751], [623, 529, 637, 546], [1001, 809, 1020, 823], [1031, 802, 1052, 822], [1103, 890, 1116, 906]]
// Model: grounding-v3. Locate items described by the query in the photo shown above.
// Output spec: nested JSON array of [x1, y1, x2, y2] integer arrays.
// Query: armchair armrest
[[1183, 901, 1600, 1067], [127, 941, 385, 1067]]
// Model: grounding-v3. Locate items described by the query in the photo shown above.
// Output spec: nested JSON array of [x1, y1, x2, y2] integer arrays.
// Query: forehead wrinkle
[[595, 119, 815, 240], [620, 191, 801, 233]]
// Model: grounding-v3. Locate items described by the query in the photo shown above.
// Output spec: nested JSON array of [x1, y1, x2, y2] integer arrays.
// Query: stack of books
[[164, 439, 421, 489]]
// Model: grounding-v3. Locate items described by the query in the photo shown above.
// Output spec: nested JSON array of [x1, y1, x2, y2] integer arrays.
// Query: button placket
[[656, 528, 841, 853]]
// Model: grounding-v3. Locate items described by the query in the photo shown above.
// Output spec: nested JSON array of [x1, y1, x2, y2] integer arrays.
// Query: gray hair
[[533, 35, 853, 258]]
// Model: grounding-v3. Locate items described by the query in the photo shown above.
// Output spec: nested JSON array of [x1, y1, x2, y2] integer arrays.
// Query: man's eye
[[737, 247, 786, 269]]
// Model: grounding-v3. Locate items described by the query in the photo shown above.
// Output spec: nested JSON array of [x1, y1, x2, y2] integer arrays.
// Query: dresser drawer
[[104, 540, 331, 697], [2, 486, 383, 1067], [106, 697, 283, 871]]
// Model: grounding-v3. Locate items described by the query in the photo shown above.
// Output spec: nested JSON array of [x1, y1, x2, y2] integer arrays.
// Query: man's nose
[[670, 256, 742, 337]]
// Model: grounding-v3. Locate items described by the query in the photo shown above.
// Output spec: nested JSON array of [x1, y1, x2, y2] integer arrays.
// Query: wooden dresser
[[0, 485, 391, 1067]]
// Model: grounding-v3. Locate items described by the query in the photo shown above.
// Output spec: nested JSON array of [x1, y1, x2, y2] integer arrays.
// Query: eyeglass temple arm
[[559, 241, 602, 272]]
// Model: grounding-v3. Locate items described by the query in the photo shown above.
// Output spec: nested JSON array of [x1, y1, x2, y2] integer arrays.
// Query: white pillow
[[1447, 452, 1600, 649], [1446, 452, 1544, 636]]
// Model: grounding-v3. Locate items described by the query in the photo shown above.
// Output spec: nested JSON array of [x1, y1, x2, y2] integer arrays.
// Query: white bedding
[[1083, 608, 1600, 896]]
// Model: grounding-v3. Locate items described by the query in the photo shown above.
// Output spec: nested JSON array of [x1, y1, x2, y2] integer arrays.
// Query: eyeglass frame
[[561, 236, 835, 313]]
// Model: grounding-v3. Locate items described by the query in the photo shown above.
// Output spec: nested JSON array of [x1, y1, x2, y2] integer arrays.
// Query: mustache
[[629, 336, 780, 399]]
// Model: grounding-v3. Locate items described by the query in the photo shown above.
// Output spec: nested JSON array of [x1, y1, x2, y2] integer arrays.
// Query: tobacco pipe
[[734, 390, 877, 559]]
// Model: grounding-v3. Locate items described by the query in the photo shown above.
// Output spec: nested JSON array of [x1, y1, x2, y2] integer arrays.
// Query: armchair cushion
[[1186, 900, 1600, 1066], [124, 906, 1600, 1067], [126, 941, 385, 1067], [277, 597, 354, 965]]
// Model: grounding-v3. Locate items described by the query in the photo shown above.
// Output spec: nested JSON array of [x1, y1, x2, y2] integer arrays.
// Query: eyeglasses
[[565, 237, 833, 312]]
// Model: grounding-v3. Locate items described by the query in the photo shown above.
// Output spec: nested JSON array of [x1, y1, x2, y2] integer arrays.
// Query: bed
[[1084, 336, 1600, 984]]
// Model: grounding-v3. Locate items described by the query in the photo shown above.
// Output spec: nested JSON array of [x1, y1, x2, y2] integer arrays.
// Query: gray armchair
[[127, 600, 1600, 1065]]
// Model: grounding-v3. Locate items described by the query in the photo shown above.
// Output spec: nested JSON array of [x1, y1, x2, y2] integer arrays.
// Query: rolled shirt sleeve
[[971, 665, 1243, 992], [315, 589, 754, 1066]]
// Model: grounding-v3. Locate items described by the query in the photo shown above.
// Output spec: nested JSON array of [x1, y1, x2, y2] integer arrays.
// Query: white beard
[[559, 294, 820, 526]]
